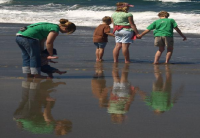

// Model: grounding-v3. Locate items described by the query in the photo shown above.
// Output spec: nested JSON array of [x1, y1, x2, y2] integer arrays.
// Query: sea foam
[[0, 5, 199, 34]]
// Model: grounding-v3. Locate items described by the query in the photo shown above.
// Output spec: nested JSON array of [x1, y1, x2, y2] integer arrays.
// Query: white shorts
[[115, 29, 134, 43]]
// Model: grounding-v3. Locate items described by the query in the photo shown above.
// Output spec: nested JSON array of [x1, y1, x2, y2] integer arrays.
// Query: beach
[[0, 23, 200, 137]]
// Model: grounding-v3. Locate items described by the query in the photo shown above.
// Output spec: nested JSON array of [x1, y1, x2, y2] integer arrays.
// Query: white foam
[[144, 0, 192, 2], [160, 0, 191, 2], [0, 0, 12, 4], [0, 9, 199, 34]]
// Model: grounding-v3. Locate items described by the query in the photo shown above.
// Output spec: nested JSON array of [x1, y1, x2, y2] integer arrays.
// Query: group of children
[[43, 11, 187, 78], [93, 11, 187, 64]]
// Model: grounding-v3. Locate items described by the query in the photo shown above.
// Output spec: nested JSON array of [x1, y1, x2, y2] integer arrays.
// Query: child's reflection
[[108, 63, 137, 123], [91, 62, 109, 107], [140, 65, 183, 115], [13, 78, 72, 136]]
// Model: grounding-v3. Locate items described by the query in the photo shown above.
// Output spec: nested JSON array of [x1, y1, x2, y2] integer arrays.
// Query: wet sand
[[0, 23, 200, 138]]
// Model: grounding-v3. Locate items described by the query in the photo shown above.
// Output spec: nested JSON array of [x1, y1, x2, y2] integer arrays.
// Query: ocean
[[0, 0, 200, 34]]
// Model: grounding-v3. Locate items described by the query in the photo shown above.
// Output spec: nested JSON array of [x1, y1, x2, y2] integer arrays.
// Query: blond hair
[[116, 2, 129, 13], [59, 19, 76, 34], [102, 16, 111, 24], [158, 11, 170, 18]]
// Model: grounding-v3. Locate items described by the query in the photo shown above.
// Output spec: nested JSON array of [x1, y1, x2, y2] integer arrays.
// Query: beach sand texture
[[0, 23, 200, 138]]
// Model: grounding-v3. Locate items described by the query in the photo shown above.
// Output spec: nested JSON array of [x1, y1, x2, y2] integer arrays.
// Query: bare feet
[[99, 59, 104, 62], [56, 71, 67, 75], [125, 61, 130, 64]]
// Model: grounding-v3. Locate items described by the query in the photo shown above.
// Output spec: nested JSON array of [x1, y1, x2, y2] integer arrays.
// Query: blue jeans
[[94, 42, 107, 49], [16, 36, 41, 74]]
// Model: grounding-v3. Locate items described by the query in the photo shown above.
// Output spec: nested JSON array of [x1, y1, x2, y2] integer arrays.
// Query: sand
[[0, 23, 200, 138]]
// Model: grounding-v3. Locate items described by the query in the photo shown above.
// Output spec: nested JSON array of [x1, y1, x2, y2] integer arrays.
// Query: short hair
[[116, 2, 129, 13], [158, 11, 170, 18], [102, 16, 111, 24]]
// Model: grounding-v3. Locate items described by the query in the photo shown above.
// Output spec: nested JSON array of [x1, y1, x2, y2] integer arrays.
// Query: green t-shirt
[[17, 22, 59, 40], [107, 100, 128, 114], [17, 117, 54, 134], [111, 12, 133, 31], [145, 91, 173, 112], [147, 18, 177, 37]]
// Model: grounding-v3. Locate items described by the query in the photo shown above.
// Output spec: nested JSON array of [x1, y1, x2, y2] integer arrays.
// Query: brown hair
[[158, 11, 170, 18], [102, 16, 111, 24], [116, 2, 129, 13], [59, 19, 76, 34]]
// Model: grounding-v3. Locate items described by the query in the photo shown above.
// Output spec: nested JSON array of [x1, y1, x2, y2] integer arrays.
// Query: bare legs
[[96, 48, 104, 62], [154, 46, 165, 64], [165, 47, 173, 64], [113, 43, 122, 63], [154, 46, 173, 64], [113, 43, 130, 63]]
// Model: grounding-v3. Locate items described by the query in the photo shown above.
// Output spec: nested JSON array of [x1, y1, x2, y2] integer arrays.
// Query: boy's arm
[[139, 29, 151, 38], [106, 32, 115, 37], [174, 27, 187, 41]]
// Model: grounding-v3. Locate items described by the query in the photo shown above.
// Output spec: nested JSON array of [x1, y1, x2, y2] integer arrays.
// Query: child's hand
[[136, 34, 142, 39], [47, 56, 58, 59], [183, 36, 187, 41]]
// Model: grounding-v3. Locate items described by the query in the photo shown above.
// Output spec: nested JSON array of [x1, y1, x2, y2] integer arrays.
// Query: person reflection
[[107, 63, 137, 124], [91, 62, 109, 107], [140, 65, 183, 115], [13, 78, 72, 136]]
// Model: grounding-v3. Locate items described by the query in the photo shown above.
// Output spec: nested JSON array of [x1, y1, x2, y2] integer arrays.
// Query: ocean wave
[[0, 6, 199, 34], [144, 0, 192, 2], [0, 0, 12, 4]]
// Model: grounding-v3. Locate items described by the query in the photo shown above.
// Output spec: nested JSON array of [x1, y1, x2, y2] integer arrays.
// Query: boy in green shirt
[[139, 11, 187, 64]]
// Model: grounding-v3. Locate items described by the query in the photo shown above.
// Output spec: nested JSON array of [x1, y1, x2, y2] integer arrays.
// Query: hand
[[136, 34, 142, 39], [47, 56, 58, 59], [183, 36, 187, 41]]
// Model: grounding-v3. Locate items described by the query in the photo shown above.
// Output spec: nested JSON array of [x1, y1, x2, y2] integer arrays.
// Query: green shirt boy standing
[[139, 11, 186, 64]]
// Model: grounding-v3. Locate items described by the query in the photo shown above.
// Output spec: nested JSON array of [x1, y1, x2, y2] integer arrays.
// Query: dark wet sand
[[0, 23, 200, 138]]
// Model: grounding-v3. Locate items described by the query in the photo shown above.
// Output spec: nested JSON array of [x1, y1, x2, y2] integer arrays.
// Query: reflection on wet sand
[[13, 78, 72, 136], [108, 63, 138, 124], [139, 65, 184, 115], [91, 63, 138, 124], [91, 62, 109, 107]]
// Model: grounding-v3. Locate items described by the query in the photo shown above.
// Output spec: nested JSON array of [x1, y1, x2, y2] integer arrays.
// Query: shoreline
[[0, 23, 200, 37]]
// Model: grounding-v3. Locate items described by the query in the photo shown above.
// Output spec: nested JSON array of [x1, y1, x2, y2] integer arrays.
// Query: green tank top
[[17, 22, 60, 40]]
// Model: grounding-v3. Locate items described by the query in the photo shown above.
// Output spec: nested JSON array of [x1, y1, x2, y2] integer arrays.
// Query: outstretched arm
[[46, 31, 59, 59], [174, 27, 187, 41], [139, 29, 151, 38], [106, 32, 115, 37]]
